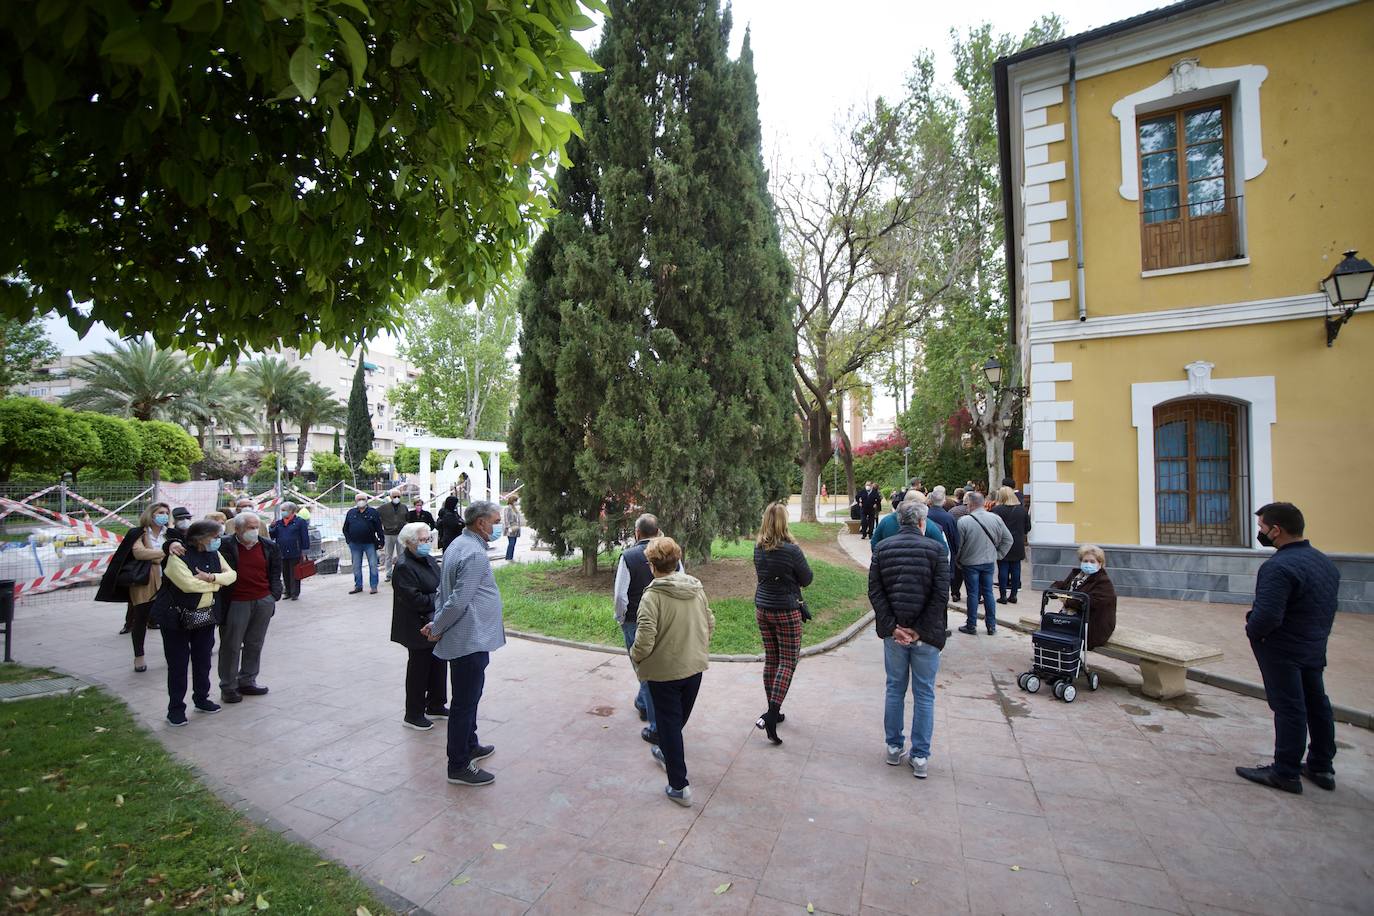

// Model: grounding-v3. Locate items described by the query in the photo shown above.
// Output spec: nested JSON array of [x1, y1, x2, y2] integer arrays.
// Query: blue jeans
[[505, 535, 518, 562], [883, 638, 941, 758], [349, 542, 379, 590], [621, 620, 656, 729], [964, 563, 996, 629], [997, 559, 1021, 597]]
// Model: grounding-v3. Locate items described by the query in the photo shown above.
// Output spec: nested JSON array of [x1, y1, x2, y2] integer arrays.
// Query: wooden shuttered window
[[1138, 99, 1242, 271], [1154, 398, 1249, 547]]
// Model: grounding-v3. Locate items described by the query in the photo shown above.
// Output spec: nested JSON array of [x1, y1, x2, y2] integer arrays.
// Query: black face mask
[[1257, 529, 1273, 548]]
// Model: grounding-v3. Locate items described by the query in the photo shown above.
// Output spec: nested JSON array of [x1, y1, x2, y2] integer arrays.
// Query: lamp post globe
[[982, 357, 1003, 387], [1321, 249, 1374, 346]]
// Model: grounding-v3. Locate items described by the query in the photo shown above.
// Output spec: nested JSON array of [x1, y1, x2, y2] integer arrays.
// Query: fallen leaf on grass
[[713, 883, 731, 895], [410, 854, 425, 863], [16, 786, 31, 793], [314, 861, 331, 868], [94, 726, 108, 733], [49, 857, 69, 867], [451, 877, 471, 886], [356, 907, 373, 916], [491, 843, 507, 850], [114, 795, 124, 807], [75, 822, 87, 831], [255, 892, 270, 909], [9, 887, 31, 899], [42, 772, 60, 781]]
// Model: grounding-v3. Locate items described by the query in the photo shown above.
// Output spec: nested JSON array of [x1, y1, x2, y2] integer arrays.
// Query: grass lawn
[[0, 667, 391, 914], [496, 522, 872, 655]]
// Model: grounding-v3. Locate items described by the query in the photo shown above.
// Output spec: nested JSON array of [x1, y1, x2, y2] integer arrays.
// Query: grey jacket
[[955, 509, 1014, 567], [431, 530, 506, 660]]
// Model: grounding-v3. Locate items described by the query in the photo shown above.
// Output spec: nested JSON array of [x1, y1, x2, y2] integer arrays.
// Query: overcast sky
[[43, 0, 1158, 358]]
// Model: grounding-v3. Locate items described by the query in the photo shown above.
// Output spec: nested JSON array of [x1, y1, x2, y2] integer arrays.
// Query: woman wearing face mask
[[390, 522, 448, 730], [96, 501, 174, 673], [1050, 544, 1118, 650]]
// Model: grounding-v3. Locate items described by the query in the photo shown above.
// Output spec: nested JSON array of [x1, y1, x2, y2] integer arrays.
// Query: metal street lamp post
[[1321, 249, 1374, 347]]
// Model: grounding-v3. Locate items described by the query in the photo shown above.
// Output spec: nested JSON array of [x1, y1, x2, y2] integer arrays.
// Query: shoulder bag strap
[[972, 515, 998, 550]]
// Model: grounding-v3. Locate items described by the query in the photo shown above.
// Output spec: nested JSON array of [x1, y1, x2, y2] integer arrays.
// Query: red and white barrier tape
[[0, 497, 124, 545], [14, 553, 113, 598], [0, 484, 60, 522], [60, 489, 136, 529]]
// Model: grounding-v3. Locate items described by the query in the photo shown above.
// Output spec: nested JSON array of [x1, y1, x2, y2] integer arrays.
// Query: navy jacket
[[343, 506, 385, 547], [753, 543, 814, 610], [1245, 540, 1340, 666], [859, 487, 882, 514], [927, 505, 960, 559], [868, 527, 950, 649], [269, 514, 311, 559]]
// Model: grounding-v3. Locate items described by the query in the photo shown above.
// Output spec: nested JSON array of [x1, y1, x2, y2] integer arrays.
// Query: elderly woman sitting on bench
[[1049, 544, 1118, 650]]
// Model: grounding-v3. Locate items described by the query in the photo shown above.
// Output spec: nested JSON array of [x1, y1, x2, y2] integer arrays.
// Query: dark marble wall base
[[1030, 543, 1373, 614]]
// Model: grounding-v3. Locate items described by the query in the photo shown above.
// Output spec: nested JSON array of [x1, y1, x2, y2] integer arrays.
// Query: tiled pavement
[[13, 551, 1374, 915]]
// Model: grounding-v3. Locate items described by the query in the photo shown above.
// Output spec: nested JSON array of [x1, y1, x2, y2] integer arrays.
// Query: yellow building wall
[[1053, 314, 1374, 553], [1061, 0, 1374, 321]]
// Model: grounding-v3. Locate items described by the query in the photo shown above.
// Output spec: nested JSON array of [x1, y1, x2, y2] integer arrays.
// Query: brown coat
[[1050, 568, 1118, 650], [124, 527, 168, 607]]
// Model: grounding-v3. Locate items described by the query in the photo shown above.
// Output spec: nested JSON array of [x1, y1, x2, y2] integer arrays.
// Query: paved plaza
[[14, 542, 1374, 915]]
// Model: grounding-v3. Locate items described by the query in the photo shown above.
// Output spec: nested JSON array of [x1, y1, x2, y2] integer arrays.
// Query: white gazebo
[[406, 436, 509, 507]]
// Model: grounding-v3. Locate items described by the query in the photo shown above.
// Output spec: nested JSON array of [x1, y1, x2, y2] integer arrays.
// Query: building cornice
[[1027, 291, 1330, 344]]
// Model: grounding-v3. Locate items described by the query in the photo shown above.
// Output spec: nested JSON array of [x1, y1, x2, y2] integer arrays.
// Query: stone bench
[[845, 519, 861, 535], [1018, 615, 1223, 700]]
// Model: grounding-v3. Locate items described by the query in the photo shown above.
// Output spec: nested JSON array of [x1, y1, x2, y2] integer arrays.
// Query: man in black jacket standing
[[1236, 502, 1340, 794], [612, 514, 661, 744], [859, 480, 882, 540], [868, 500, 949, 779]]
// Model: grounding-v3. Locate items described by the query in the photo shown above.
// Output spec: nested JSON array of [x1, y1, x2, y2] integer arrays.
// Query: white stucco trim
[[1028, 291, 1329, 344], [1130, 370, 1276, 547], [1112, 61, 1269, 201]]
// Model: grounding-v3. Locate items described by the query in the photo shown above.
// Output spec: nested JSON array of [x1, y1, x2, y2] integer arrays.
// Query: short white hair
[[931, 486, 946, 502], [398, 522, 431, 549]]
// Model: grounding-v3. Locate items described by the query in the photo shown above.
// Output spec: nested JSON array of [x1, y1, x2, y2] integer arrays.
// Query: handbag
[[179, 605, 215, 630], [116, 558, 153, 587], [797, 592, 813, 623], [294, 558, 317, 580]]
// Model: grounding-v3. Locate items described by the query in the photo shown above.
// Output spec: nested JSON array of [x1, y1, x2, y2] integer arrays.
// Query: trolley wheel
[[1062, 684, 1077, 703], [1088, 672, 1100, 692], [1024, 675, 1041, 694], [1017, 673, 1030, 691], [1053, 681, 1066, 700]]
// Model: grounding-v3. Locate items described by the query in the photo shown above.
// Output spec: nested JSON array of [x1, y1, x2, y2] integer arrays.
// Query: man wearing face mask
[[1236, 502, 1340, 795], [1048, 544, 1117, 650], [344, 493, 386, 594], [215, 513, 283, 704], [378, 489, 410, 582], [171, 507, 193, 533]]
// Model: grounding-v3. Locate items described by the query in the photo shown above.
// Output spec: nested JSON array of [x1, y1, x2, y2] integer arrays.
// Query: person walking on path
[[269, 501, 311, 601], [344, 493, 385, 595], [391, 522, 448, 731], [1236, 502, 1341, 795], [990, 486, 1032, 605], [501, 494, 524, 562], [436, 495, 465, 551], [97, 502, 173, 672], [630, 536, 715, 807], [752, 502, 813, 745], [871, 493, 948, 554], [869, 500, 949, 778], [378, 489, 409, 582], [613, 514, 662, 744], [424, 500, 505, 787], [955, 492, 1012, 635], [216, 513, 282, 704], [151, 521, 236, 726], [859, 480, 882, 540]]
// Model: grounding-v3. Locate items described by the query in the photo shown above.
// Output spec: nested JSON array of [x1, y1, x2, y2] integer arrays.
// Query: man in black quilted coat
[[1236, 502, 1340, 795], [868, 500, 949, 779]]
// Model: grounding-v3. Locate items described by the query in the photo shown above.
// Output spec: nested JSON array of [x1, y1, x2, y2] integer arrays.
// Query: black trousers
[[405, 646, 448, 719], [1251, 637, 1336, 780], [446, 651, 489, 770], [161, 624, 215, 715], [129, 601, 152, 658], [282, 558, 301, 599], [648, 673, 702, 791], [860, 509, 877, 538]]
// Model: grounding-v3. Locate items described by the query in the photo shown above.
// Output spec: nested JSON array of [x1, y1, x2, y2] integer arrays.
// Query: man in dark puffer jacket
[[868, 500, 949, 779]]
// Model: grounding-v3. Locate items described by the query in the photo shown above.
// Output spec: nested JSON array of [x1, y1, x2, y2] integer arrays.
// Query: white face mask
[[391, 497, 401, 504], [240, 530, 260, 545], [355, 502, 367, 510]]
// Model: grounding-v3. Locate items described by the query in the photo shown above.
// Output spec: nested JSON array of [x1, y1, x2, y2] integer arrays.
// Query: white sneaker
[[665, 785, 692, 807], [910, 756, 928, 779], [885, 745, 903, 766]]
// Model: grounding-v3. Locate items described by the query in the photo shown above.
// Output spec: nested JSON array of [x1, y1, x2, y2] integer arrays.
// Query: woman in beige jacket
[[124, 502, 173, 672], [629, 537, 714, 807]]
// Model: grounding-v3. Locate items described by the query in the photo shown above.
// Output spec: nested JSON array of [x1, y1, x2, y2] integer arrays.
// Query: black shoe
[[950, 595, 961, 603], [369, 588, 378, 594], [403, 716, 433, 731], [148, 622, 160, 629], [1236, 764, 1302, 794], [986, 626, 997, 635], [641, 727, 659, 746], [221, 690, 243, 704], [349, 587, 363, 594], [1301, 763, 1335, 791], [997, 594, 1007, 604], [238, 684, 269, 696], [636, 703, 648, 722], [447, 764, 495, 786], [958, 625, 978, 635], [470, 744, 495, 762], [167, 710, 188, 727], [425, 707, 450, 719], [1007, 595, 1018, 604], [761, 702, 783, 745], [194, 699, 221, 714], [119, 625, 131, 635]]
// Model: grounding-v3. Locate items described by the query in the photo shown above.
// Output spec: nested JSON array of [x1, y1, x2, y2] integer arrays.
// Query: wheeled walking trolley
[[1016, 589, 1100, 703]]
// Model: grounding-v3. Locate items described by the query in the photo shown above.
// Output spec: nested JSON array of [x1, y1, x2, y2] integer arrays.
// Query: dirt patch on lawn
[[534, 557, 761, 599]]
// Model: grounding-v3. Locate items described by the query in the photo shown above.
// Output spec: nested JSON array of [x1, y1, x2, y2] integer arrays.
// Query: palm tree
[[62, 338, 195, 421], [181, 369, 259, 450], [240, 357, 311, 456], [287, 381, 348, 473]]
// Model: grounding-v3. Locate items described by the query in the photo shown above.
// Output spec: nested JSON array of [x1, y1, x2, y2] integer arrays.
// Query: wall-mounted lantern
[[1321, 249, 1374, 347]]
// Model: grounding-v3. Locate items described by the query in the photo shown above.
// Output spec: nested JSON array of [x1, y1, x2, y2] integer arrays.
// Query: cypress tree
[[344, 360, 372, 480], [511, 1, 795, 567], [332, 428, 341, 456]]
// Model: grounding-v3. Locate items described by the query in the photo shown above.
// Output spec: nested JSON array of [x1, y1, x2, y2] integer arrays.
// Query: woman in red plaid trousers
[[752, 503, 813, 744]]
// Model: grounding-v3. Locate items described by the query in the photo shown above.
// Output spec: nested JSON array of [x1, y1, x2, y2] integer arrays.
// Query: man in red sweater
[[218, 513, 283, 704]]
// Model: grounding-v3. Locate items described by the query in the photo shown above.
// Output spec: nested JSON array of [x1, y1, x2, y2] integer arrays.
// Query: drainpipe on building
[[1069, 44, 1087, 322]]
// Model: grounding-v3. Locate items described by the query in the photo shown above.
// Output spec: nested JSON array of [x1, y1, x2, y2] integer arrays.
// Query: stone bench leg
[[1138, 660, 1188, 700]]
